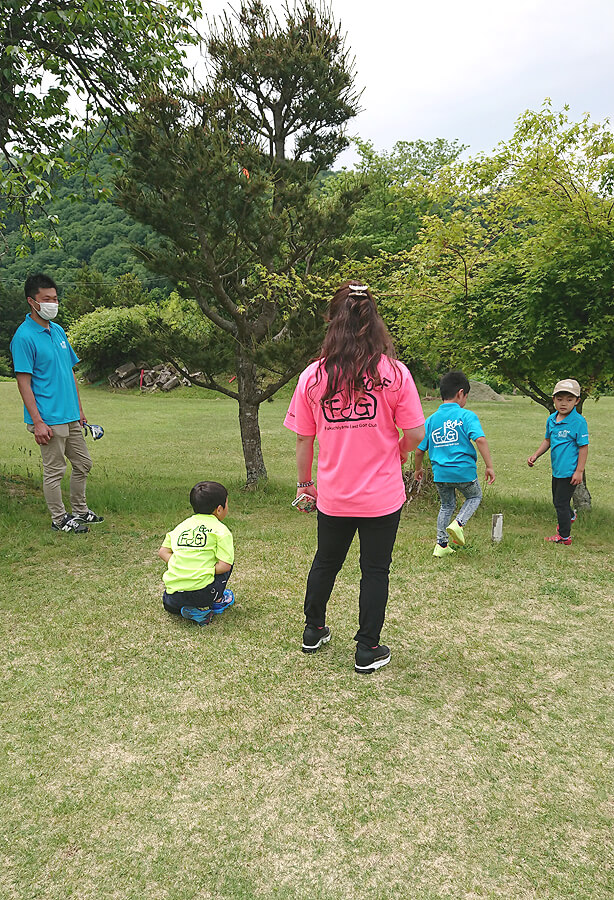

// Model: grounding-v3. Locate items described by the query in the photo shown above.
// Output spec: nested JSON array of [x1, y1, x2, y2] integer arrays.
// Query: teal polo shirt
[[546, 408, 589, 478], [418, 402, 485, 483], [10, 315, 81, 425]]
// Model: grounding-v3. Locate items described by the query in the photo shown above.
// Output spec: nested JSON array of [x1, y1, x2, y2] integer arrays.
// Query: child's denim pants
[[435, 480, 482, 545]]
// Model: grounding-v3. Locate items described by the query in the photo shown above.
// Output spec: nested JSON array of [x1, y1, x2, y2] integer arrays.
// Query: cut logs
[[108, 362, 198, 392]]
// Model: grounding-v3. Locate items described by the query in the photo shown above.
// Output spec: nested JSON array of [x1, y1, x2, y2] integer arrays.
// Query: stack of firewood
[[108, 362, 182, 391]]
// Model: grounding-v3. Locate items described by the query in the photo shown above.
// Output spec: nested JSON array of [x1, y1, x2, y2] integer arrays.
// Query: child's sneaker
[[51, 513, 89, 533], [210, 589, 235, 614], [301, 625, 331, 653], [433, 543, 455, 557], [74, 509, 104, 524], [354, 643, 391, 674], [570, 511, 577, 524], [446, 520, 465, 546], [545, 534, 572, 545], [180, 606, 214, 626]]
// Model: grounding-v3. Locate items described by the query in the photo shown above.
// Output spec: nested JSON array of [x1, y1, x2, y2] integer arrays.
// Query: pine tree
[[119, 1, 364, 484]]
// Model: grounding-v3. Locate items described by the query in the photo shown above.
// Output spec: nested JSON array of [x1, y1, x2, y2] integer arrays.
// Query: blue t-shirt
[[545, 408, 589, 478], [10, 315, 81, 425], [418, 402, 485, 483]]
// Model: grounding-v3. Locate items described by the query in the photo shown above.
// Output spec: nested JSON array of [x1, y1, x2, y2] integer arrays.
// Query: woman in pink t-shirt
[[284, 282, 425, 673]]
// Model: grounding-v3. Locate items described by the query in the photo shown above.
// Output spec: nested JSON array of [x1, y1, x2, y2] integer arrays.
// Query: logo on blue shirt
[[432, 419, 462, 446]]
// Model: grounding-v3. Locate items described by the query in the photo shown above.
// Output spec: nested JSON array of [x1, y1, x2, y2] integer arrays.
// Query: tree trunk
[[574, 472, 592, 511], [236, 345, 267, 487]]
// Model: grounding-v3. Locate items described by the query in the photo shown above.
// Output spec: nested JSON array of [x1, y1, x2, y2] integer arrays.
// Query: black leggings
[[304, 507, 403, 648], [552, 477, 576, 539]]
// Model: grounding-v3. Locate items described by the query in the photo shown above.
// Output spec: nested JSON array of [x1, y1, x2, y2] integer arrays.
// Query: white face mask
[[35, 302, 59, 321]]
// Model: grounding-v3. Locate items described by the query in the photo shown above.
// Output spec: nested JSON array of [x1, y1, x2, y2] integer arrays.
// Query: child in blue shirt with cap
[[415, 371, 495, 557], [527, 378, 589, 545]]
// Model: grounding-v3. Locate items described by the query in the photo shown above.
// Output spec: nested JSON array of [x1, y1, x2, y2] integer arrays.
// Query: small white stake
[[492, 513, 503, 542]]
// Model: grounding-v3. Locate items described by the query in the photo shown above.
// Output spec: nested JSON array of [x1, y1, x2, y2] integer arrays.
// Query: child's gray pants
[[435, 479, 482, 545]]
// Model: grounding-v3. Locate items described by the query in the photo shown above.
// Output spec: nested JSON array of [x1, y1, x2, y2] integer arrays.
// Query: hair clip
[[348, 284, 369, 295]]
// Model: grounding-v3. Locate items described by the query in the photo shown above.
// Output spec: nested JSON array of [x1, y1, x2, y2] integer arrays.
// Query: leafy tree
[[0, 281, 24, 362], [382, 103, 614, 506], [404, 103, 614, 405], [324, 137, 466, 259], [119, 0, 363, 485], [1, 0, 200, 250], [61, 266, 163, 325]]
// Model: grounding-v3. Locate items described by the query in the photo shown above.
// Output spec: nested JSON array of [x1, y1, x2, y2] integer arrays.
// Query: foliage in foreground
[[1, 0, 200, 248]]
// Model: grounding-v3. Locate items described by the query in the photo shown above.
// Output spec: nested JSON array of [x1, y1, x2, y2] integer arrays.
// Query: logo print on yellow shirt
[[177, 524, 210, 547]]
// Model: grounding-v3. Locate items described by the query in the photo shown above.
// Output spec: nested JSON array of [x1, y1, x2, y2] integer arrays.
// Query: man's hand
[[527, 454, 537, 467], [33, 421, 53, 445], [570, 470, 583, 486], [485, 467, 496, 485], [414, 467, 424, 482], [79, 410, 87, 427]]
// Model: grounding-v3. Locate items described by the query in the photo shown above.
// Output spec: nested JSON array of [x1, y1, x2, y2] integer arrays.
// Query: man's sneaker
[[446, 520, 465, 546], [211, 589, 235, 614], [301, 625, 331, 653], [433, 543, 455, 557], [545, 534, 572, 545], [51, 514, 89, 534], [74, 509, 104, 524], [180, 607, 214, 626], [354, 644, 391, 674]]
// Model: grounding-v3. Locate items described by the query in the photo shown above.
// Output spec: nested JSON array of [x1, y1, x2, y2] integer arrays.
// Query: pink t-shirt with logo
[[284, 356, 425, 517]]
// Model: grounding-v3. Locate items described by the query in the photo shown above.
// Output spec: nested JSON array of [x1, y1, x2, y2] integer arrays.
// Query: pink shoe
[[546, 534, 571, 545]]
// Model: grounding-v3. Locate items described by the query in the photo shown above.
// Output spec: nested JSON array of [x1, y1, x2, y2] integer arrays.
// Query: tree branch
[[168, 356, 239, 400]]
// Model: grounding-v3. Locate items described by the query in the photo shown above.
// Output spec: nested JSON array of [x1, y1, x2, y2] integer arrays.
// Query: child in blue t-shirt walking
[[415, 371, 496, 557], [527, 378, 589, 545]]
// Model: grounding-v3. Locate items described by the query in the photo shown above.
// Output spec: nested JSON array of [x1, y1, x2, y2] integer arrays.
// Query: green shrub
[[67, 294, 231, 380], [68, 305, 156, 378]]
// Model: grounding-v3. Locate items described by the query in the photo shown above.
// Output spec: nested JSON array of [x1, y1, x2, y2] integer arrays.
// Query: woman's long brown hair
[[315, 281, 398, 405]]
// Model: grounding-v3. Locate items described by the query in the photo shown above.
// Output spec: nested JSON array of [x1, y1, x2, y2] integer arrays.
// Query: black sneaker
[[74, 509, 104, 524], [51, 514, 89, 534], [354, 643, 391, 674], [301, 625, 331, 653]]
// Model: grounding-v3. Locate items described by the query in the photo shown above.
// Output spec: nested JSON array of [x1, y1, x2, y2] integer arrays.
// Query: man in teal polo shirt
[[10, 273, 103, 533]]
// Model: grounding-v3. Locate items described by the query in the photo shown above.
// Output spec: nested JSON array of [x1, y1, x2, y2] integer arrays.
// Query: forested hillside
[[0, 143, 168, 295]]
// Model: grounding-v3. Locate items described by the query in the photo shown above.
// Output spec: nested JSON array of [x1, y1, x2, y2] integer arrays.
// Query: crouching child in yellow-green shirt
[[158, 481, 235, 626]]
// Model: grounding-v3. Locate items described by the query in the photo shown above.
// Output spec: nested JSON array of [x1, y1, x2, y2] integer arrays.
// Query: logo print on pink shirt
[[323, 391, 377, 423]]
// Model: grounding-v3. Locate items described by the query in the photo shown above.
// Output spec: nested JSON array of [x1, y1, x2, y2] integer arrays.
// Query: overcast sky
[[201, 0, 614, 166]]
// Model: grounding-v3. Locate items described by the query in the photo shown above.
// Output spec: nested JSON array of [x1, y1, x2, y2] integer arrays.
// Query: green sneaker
[[433, 543, 455, 557], [446, 520, 465, 546]]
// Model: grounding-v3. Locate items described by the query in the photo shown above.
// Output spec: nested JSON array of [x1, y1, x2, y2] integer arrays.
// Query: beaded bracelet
[[297, 479, 314, 488]]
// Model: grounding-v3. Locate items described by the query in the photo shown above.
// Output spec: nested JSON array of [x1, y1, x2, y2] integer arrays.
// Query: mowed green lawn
[[0, 382, 612, 900]]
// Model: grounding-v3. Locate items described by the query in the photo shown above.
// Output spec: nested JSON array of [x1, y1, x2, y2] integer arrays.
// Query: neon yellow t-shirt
[[162, 514, 234, 594]]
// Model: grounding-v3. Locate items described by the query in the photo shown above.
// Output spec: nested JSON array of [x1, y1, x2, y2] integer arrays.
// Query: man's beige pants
[[27, 421, 92, 524]]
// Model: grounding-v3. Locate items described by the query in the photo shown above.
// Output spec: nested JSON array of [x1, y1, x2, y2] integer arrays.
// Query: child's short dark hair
[[190, 481, 228, 514], [25, 273, 57, 300], [440, 370, 470, 400]]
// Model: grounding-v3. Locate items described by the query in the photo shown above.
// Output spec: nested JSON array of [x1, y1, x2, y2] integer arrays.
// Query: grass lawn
[[0, 382, 612, 900]]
